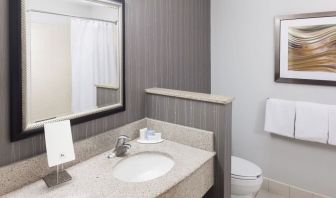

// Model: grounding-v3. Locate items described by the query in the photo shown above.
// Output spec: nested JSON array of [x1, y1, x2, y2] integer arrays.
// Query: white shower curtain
[[95, 20, 119, 87], [71, 18, 118, 113]]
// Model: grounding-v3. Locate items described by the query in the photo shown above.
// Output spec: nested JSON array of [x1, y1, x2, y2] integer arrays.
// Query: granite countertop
[[3, 140, 215, 198], [145, 88, 234, 104]]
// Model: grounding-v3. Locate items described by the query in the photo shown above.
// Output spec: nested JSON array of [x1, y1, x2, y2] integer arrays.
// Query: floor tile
[[261, 178, 269, 191], [256, 190, 285, 198], [269, 179, 290, 198], [290, 186, 313, 198]]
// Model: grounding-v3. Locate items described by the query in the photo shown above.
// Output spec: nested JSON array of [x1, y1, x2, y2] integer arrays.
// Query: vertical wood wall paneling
[[146, 94, 232, 198], [96, 88, 120, 108], [0, 0, 210, 167]]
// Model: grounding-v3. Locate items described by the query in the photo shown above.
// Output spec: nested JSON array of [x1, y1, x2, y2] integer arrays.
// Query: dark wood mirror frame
[[9, 0, 126, 142]]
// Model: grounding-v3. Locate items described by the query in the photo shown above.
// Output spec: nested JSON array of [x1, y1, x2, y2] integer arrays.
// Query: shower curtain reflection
[[71, 18, 118, 113]]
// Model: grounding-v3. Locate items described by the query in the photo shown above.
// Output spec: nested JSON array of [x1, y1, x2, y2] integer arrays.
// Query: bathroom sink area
[[112, 152, 175, 182], [3, 139, 215, 198]]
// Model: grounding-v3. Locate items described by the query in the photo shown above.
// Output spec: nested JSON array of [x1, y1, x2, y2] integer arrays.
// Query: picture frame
[[275, 11, 336, 86]]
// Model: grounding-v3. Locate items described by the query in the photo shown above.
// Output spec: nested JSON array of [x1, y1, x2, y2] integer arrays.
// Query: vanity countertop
[[3, 140, 215, 198]]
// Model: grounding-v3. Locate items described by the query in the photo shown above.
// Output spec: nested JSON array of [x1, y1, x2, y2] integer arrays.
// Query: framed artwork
[[275, 11, 336, 86]]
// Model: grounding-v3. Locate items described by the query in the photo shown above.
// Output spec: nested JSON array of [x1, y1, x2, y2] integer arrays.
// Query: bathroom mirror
[[9, 0, 125, 141]]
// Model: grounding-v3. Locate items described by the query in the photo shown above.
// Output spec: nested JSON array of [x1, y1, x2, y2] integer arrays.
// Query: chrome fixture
[[110, 135, 131, 158]]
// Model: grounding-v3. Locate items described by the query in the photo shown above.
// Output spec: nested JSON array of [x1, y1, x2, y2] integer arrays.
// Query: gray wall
[[97, 88, 120, 108], [211, 0, 336, 197], [146, 93, 232, 198], [0, 0, 210, 167]]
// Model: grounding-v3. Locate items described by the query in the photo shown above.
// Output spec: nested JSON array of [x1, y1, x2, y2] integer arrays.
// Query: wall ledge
[[145, 88, 234, 105]]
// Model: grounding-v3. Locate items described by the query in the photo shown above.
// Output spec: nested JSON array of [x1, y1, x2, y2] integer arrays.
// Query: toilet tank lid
[[232, 156, 262, 177]]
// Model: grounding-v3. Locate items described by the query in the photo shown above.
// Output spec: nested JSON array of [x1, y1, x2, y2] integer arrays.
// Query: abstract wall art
[[275, 11, 336, 86]]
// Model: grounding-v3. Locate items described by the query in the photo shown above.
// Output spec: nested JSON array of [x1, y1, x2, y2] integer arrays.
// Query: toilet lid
[[231, 156, 262, 178]]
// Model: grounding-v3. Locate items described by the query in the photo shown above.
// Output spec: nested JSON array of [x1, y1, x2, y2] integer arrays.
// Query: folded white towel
[[295, 102, 329, 143], [328, 106, 336, 145], [264, 98, 296, 138]]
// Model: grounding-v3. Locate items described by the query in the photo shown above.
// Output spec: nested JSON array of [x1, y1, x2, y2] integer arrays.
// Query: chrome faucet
[[113, 135, 131, 157]]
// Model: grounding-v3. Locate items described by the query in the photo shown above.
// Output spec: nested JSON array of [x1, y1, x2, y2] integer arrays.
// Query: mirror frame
[[9, 0, 126, 141]]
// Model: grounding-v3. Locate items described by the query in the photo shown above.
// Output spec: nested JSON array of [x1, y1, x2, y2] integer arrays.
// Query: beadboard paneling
[[146, 94, 232, 198], [0, 0, 210, 167]]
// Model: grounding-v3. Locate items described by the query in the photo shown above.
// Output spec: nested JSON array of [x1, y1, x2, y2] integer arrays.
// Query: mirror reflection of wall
[[26, 0, 122, 123]]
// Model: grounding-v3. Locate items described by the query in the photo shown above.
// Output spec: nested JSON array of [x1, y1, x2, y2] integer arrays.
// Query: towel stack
[[295, 102, 329, 144], [329, 106, 336, 145], [265, 98, 336, 145], [264, 98, 296, 138]]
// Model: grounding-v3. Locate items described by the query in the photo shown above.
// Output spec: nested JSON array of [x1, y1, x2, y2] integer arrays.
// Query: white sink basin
[[112, 152, 175, 182]]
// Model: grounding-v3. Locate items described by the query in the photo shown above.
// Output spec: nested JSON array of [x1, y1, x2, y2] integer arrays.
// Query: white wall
[[30, 22, 72, 122], [211, 0, 336, 196]]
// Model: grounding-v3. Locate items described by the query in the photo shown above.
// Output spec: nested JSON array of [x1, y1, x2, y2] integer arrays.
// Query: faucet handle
[[112, 135, 132, 158], [123, 143, 132, 149], [116, 135, 131, 148], [118, 135, 130, 142]]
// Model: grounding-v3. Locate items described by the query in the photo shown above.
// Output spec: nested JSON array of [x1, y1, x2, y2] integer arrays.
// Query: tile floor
[[256, 190, 285, 198]]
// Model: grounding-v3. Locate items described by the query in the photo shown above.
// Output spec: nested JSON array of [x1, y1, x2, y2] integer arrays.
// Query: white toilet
[[231, 156, 263, 198]]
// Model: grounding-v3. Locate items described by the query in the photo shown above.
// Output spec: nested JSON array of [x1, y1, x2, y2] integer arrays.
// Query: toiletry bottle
[[146, 129, 155, 140]]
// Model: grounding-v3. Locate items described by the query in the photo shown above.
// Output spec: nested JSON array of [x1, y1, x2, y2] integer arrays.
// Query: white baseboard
[[261, 177, 331, 198]]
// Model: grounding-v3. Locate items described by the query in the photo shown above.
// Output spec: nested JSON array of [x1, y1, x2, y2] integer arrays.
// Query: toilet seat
[[231, 156, 262, 180], [232, 174, 260, 180]]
